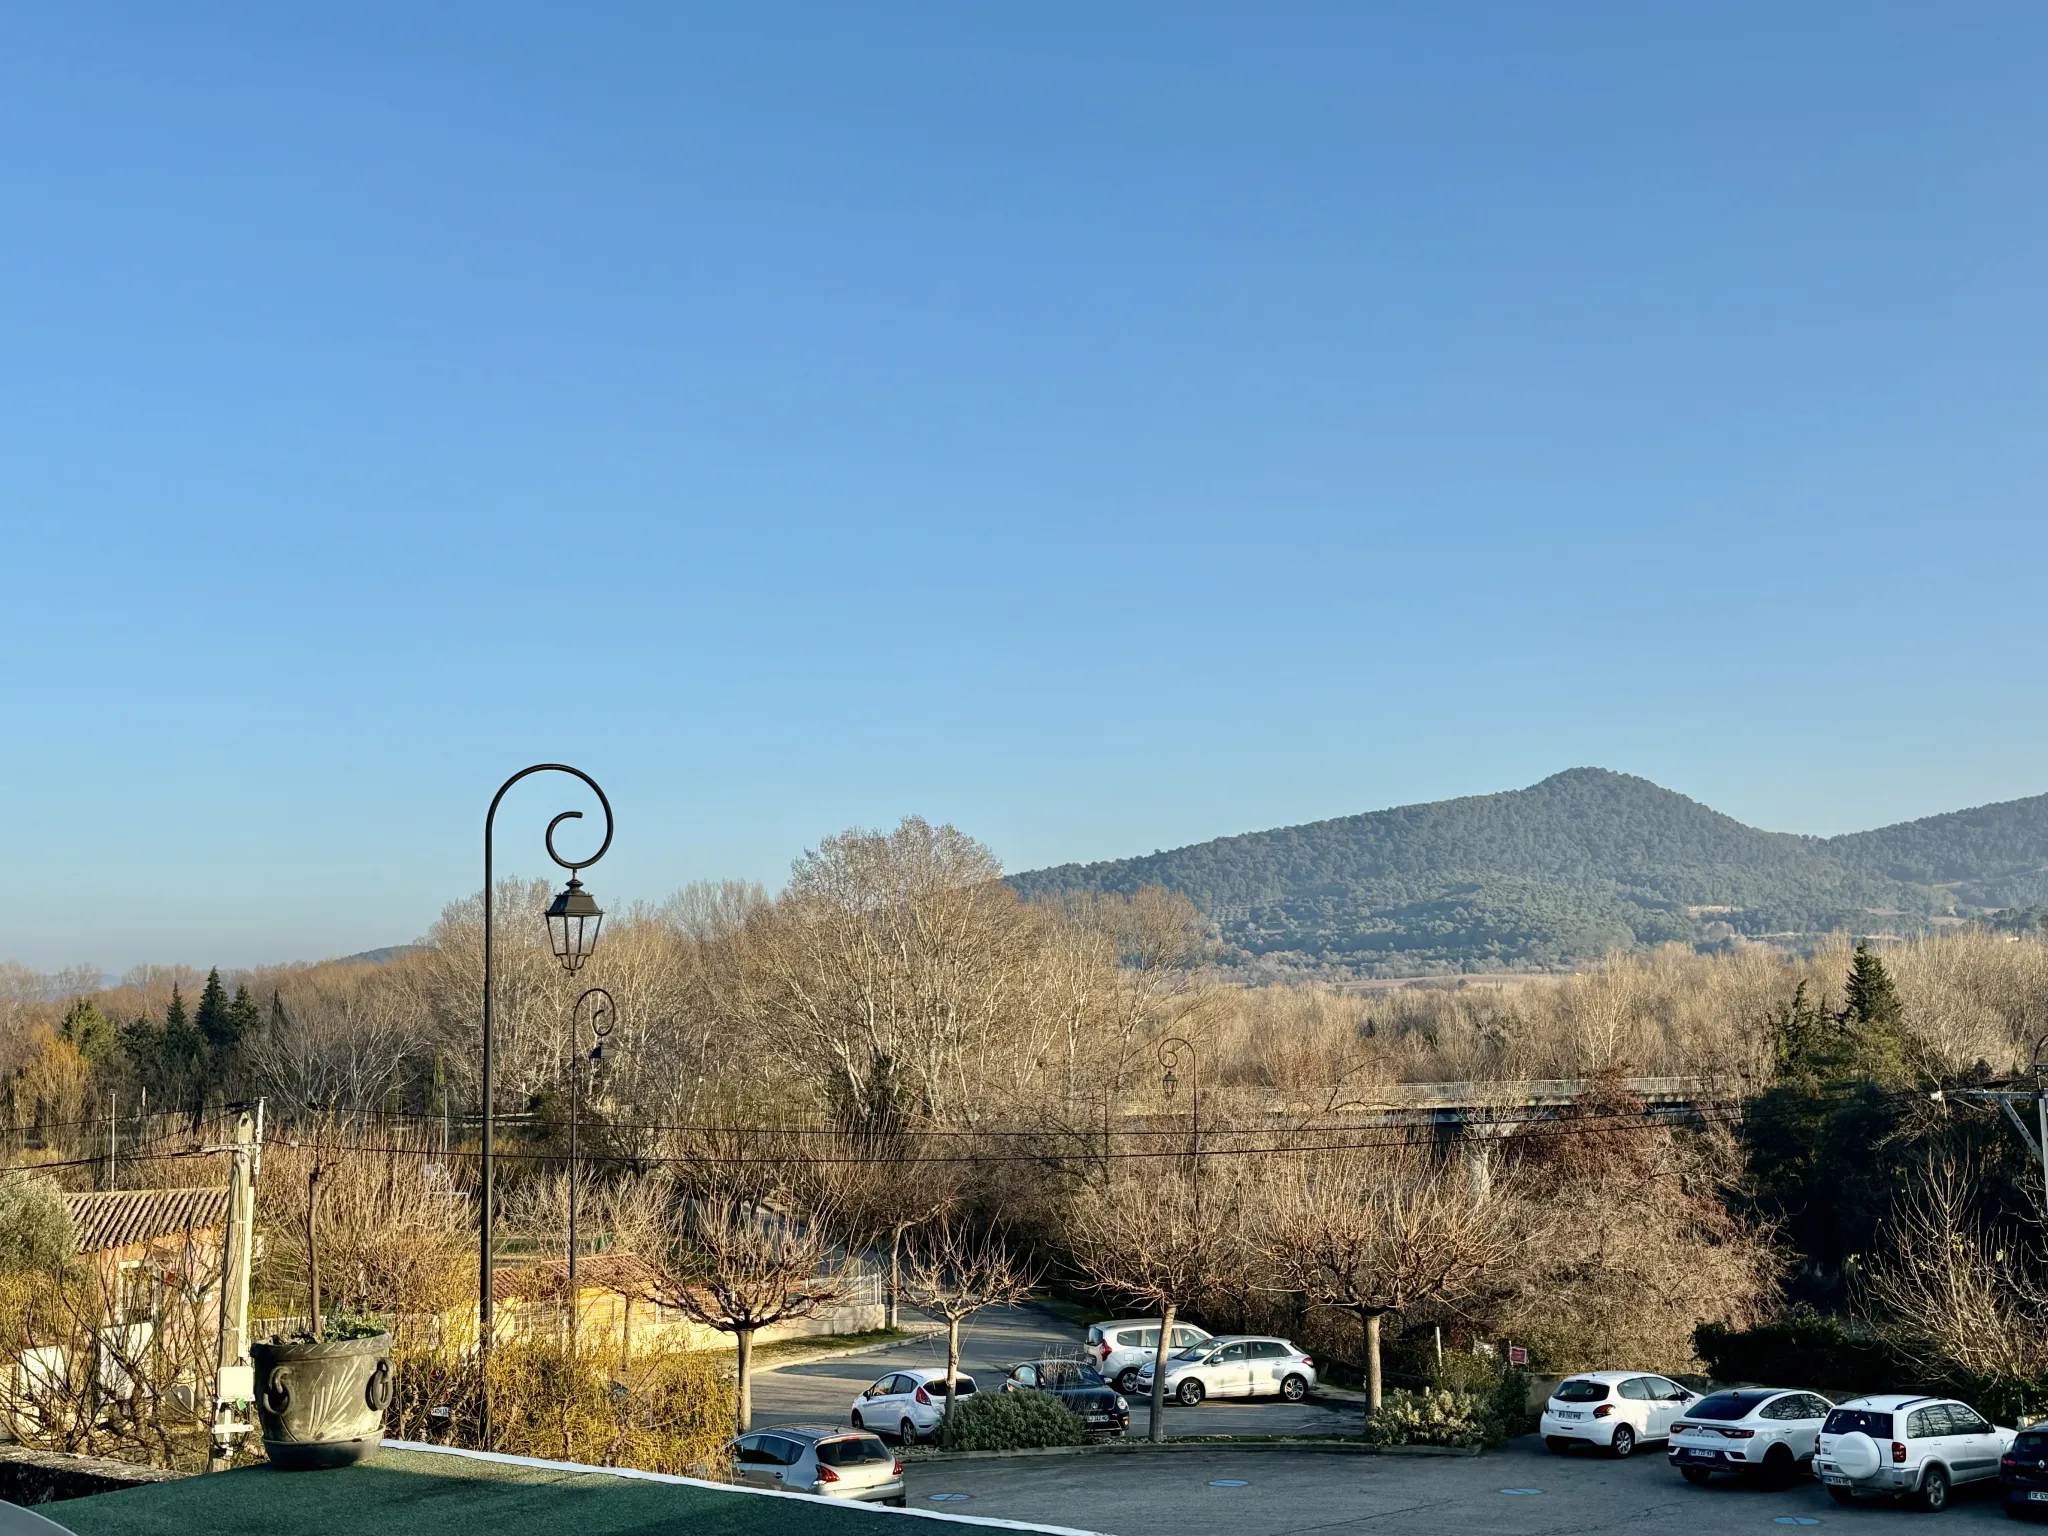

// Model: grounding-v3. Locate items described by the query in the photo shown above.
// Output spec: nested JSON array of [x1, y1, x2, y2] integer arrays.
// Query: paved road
[[750, 1305, 1360, 1441], [897, 1435, 2022, 1536]]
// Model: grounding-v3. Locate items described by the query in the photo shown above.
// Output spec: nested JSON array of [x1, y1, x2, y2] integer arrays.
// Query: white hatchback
[[1087, 1319, 1213, 1394], [1666, 1387, 1831, 1484], [849, 1368, 976, 1444], [1542, 1371, 1697, 1458], [1133, 1335, 1316, 1406]]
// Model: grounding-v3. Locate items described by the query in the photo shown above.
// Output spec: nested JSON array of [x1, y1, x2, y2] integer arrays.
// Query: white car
[[1087, 1319, 1213, 1394], [849, 1367, 977, 1443], [1132, 1335, 1316, 1406], [1815, 1394, 2013, 1512], [1666, 1387, 1832, 1485], [1542, 1371, 1698, 1458]]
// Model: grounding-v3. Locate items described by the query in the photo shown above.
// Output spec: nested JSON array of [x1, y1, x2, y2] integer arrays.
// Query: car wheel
[[1828, 1487, 1859, 1506], [1115, 1368, 1140, 1394], [851, 1410, 864, 1430], [1916, 1466, 1950, 1513], [1758, 1445, 1796, 1489], [1178, 1379, 1206, 1407], [900, 1418, 918, 1446], [1681, 1467, 1713, 1486], [1280, 1374, 1308, 1403], [1610, 1425, 1636, 1459]]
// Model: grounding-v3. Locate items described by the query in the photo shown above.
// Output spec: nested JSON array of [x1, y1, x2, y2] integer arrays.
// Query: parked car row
[[1544, 1372, 2039, 1516]]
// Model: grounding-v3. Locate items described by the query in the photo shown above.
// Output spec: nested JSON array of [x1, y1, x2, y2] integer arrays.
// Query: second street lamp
[[566, 985, 615, 1325]]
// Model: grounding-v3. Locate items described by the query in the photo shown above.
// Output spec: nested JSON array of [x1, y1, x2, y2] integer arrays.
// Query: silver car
[[1134, 1334, 1317, 1405], [729, 1423, 906, 1505], [1086, 1319, 1214, 1394]]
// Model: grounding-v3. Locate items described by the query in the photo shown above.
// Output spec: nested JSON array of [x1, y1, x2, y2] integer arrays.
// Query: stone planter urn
[[251, 1332, 393, 1469]]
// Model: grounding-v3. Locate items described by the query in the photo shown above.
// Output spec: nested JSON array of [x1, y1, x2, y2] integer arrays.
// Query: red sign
[[1508, 1346, 1528, 1366]]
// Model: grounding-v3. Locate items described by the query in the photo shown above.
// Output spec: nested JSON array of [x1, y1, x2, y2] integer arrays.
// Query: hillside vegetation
[[1009, 768, 2048, 974]]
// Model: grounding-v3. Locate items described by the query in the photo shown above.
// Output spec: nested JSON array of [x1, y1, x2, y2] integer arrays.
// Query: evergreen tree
[[226, 983, 263, 1044], [194, 969, 232, 1051], [59, 999, 116, 1065], [1843, 943, 1903, 1027]]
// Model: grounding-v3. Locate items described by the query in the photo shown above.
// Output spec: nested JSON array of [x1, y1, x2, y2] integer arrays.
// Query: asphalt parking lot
[[897, 1437, 2028, 1536], [751, 1305, 1360, 1442]]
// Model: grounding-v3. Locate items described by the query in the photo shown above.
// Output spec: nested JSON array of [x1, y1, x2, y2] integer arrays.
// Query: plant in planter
[[251, 1159, 394, 1469]]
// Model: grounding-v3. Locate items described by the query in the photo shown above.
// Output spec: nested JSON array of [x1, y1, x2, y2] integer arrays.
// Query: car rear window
[[1086, 1326, 1103, 1346], [1824, 1409, 1893, 1438], [1689, 1391, 1779, 1420], [2017, 1432, 2048, 1455], [1555, 1380, 1610, 1402], [951, 1376, 976, 1396], [816, 1435, 893, 1466]]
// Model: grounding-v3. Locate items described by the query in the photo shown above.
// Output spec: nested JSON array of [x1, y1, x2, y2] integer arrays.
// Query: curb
[[902, 1439, 1482, 1462], [754, 1327, 946, 1373]]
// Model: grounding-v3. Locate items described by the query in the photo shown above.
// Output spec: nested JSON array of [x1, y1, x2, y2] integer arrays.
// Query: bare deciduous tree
[[651, 1195, 849, 1434], [901, 1218, 1037, 1419], [1864, 1158, 2048, 1385], [1067, 1163, 1232, 1442], [1268, 1142, 1520, 1409]]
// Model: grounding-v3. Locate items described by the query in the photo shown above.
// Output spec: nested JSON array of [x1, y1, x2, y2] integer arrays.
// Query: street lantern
[[545, 878, 604, 973]]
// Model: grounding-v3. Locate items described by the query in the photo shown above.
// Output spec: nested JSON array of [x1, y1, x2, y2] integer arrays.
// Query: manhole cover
[[928, 1494, 972, 1502], [1773, 1520, 1820, 1526], [1208, 1479, 1249, 1488], [1500, 1488, 1542, 1495]]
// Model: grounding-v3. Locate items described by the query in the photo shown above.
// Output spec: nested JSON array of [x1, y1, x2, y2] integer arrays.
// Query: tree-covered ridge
[[1009, 768, 2047, 973]]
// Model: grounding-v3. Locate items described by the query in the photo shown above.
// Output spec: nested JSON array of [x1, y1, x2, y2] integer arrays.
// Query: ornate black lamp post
[[480, 765, 612, 1426], [566, 986, 615, 1312]]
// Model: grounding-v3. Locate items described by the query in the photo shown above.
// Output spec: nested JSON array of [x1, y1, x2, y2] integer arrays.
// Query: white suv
[[1086, 1319, 1212, 1394], [1542, 1371, 1698, 1458], [1815, 1394, 2013, 1512]]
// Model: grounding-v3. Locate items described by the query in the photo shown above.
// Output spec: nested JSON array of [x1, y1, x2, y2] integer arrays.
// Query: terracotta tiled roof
[[491, 1253, 664, 1303], [64, 1188, 228, 1254]]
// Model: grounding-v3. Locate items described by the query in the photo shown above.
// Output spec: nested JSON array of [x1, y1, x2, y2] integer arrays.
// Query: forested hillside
[[1010, 768, 2048, 974]]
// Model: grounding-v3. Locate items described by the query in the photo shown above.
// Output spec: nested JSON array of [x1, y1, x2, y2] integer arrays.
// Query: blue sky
[[4, 3, 2045, 973]]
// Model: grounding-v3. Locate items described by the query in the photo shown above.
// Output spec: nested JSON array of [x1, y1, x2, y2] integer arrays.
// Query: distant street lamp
[[1157, 1035, 1200, 1210], [480, 765, 613, 1433], [566, 985, 616, 1321]]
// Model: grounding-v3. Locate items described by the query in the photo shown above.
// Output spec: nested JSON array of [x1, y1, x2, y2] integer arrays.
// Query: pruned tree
[[1067, 1162, 1231, 1442], [651, 1195, 849, 1434], [1268, 1141, 1520, 1409], [901, 1218, 1037, 1417]]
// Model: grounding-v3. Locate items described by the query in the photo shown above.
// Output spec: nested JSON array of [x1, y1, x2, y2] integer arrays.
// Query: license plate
[[1555, 1411, 1585, 1421], [1684, 1449, 1720, 1460], [1823, 1475, 1849, 1486], [2030, 1493, 2048, 1504]]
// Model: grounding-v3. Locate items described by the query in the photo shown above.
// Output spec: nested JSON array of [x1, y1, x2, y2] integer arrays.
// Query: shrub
[[936, 1391, 1085, 1452], [0, 1171, 74, 1277], [1426, 1352, 1535, 1445], [1694, 1315, 1900, 1394], [1364, 1388, 1488, 1449]]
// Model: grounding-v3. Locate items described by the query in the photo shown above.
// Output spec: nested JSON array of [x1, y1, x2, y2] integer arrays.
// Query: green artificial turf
[[53, 1447, 883, 1536]]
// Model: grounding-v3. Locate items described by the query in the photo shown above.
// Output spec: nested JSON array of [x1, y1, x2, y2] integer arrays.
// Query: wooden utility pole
[[208, 1107, 259, 1471]]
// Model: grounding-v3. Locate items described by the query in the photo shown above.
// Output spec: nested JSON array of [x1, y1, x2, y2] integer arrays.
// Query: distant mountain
[[1009, 769, 2048, 975]]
